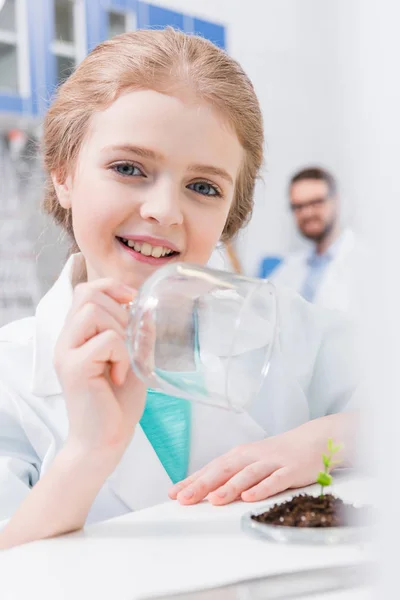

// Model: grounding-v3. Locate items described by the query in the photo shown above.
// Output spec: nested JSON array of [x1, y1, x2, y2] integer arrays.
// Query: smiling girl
[[0, 28, 360, 549]]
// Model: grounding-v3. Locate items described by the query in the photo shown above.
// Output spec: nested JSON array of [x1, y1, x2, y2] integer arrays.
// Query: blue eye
[[188, 181, 221, 197], [113, 163, 143, 177]]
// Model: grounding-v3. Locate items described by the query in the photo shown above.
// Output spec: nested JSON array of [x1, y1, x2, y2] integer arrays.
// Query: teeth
[[141, 242, 152, 256], [120, 237, 176, 257], [151, 246, 163, 258]]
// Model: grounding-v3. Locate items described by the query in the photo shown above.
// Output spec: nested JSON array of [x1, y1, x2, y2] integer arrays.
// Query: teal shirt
[[139, 312, 201, 484], [140, 390, 191, 484]]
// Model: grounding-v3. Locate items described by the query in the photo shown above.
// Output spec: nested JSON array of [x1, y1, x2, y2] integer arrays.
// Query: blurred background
[[0, 0, 390, 325]]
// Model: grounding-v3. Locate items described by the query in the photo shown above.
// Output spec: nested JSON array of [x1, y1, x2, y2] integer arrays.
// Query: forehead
[[81, 89, 243, 174], [290, 179, 330, 203]]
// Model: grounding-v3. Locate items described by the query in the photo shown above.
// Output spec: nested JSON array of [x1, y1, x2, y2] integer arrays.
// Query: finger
[[207, 461, 276, 506], [70, 330, 130, 386], [71, 280, 136, 326], [241, 466, 293, 502], [61, 302, 127, 350], [74, 278, 136, 305], [169, 442, 254, 499], [176, 453, 253, 505], [168, 469, 205, 499], [110, 354, 131, 387], [170, 455, 230, 499], [170, 446, 253, 499]]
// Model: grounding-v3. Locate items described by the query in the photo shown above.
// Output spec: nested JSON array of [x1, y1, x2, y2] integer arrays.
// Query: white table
[[1, 473, 373, 600]]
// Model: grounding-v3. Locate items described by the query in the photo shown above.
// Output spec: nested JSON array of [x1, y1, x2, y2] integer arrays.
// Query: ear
[[51, 170, 73, 209]]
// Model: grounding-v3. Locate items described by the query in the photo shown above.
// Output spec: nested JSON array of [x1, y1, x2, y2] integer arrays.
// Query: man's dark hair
[[290, 167, 337, 197]]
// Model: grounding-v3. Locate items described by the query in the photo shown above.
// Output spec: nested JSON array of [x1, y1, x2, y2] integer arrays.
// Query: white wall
[[340, 3, 400, 597]]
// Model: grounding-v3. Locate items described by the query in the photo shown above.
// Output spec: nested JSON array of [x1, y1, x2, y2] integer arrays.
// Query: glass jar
[[127, 263, 277, 412]]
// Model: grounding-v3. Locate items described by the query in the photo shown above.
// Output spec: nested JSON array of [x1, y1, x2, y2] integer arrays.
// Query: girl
[[0, 28, 360, 549]]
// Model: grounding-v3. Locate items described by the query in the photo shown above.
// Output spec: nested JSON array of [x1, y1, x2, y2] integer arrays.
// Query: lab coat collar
[[307, 228, 356, 264], [31, 254, 82, 397]]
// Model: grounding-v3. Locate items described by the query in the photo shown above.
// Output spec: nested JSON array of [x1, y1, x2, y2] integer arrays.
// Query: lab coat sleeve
[[307, 312, 362, 419], [0, 381, 41, 524]]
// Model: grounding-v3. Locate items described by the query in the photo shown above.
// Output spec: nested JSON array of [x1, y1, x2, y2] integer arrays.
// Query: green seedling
[[316, 438, 343, 496]]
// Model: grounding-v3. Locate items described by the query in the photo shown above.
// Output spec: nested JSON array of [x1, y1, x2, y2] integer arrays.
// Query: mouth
[[303, 220, 321, 229], [116, 236, 180, 265]]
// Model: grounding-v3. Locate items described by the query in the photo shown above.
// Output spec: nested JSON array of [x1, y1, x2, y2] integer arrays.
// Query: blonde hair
[[42, 28, 264, 251]]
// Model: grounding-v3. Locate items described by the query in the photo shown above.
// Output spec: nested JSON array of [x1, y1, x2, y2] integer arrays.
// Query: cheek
[[186, 204, 231, 263], [296, 214, 305, 227], [326, 206, 337, 221], [70, 176, 129, 240]]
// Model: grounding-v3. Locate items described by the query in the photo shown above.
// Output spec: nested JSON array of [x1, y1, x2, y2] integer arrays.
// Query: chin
[[302, 228, 323, 240]]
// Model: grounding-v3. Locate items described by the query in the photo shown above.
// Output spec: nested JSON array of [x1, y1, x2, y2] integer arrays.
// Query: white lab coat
[[271, 229, 368, 313], [0, 255, 361, 525]]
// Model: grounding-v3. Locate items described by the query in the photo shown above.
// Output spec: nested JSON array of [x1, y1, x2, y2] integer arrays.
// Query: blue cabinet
[[192, 18, 225, 49], [146, 3, 184, 30], [0, 0, 226, 119]]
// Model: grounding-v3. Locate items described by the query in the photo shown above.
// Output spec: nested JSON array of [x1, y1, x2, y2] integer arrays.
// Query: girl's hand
[[0, 280, 153, 550], [169, 414, 351, 505], [54, 278, 148, 460]]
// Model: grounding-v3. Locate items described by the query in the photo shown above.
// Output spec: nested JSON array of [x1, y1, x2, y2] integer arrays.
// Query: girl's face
[[54, 89, 243, 289]]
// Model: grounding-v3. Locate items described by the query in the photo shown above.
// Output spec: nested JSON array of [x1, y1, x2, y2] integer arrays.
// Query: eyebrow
[[101, 144, 166, 161], [102, 144, 234, 185], [187, 165, 233, 185]]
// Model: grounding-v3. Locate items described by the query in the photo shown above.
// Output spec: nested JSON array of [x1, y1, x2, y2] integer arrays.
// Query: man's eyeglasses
[[290, 197, 330, 213]]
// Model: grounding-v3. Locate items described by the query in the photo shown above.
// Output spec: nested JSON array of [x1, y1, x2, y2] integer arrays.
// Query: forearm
[[0, 443, 118, 550]]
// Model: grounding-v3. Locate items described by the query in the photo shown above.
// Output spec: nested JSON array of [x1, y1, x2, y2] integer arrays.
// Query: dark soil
[[251, 494, 369, 528]]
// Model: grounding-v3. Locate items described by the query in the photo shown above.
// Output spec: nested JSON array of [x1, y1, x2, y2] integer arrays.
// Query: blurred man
[[271, 167, 367, 313]]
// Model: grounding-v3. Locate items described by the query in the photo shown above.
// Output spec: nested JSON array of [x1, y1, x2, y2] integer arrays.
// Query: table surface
[[1, 472, 374, 600]]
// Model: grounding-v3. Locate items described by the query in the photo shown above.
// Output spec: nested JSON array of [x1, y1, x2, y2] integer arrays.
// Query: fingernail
[[216, 488, 227, 498], [182, 487, 194, 499]]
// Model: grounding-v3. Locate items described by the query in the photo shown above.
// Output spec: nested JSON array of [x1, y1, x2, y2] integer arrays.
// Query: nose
[[297, 204, 317, 220], [301, 205, 314, 218], [140, 181, 183, 227]]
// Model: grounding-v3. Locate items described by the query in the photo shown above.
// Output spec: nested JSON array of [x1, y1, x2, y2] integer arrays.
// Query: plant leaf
[[332, 443, 343, 454], [322, 453, 330, 468], [316, 472, 332, 487], [327, 438, 334, 453]]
